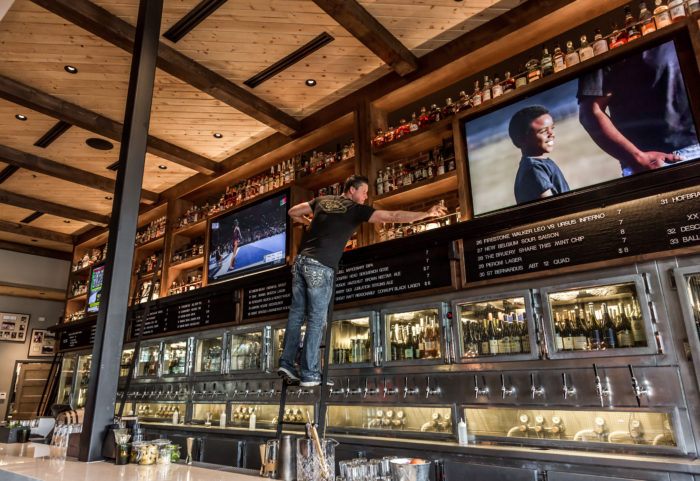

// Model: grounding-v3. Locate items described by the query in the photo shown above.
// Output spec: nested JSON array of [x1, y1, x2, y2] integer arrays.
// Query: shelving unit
[[373, 118, 454, 162], [374, 170, 458, 210]]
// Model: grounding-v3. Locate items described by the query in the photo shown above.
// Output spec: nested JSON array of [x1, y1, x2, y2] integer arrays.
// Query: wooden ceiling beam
[[0, 144, 159, 204], [0, 240, 72, 261], [0, 219, 74, 245], [0, 74, 220, 175], [31, 0, 302, 136], [0, 188, 110, 226], [312, 0, 418, 76]]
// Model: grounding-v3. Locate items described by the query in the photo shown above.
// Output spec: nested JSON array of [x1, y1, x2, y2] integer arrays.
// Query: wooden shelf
[[373, 170, 458, 209], [66, 293, 87, 302], [372, 117, 453, 161], [168, 255, 204, 271], [69, 266, 92, 277], [295, 157, 355, 191], [173, 219, 207, 238], [133, 270, 161, 281], [135, 235, 165, 251]]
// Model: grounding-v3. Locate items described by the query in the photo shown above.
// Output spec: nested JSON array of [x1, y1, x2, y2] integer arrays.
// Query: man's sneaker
[[277, 366, 300, 383], [300, 378, 335, 387]]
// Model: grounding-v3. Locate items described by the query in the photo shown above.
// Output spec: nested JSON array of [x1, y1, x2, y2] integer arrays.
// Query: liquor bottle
[[418, 318, 426, 359], [409, 112, 419, 132], [602, 303, 618, 349], [630, 301, 646, 346], [470, 80, 483, 107], [554, 312, 565, 351], [418, 106, 430, 128], [396, 324, 405, 361], [574, 309, 589, 350], [668, 0, 686, 21], [561, 315, 575, 351], [487, 318, 499, 355], [395, 119, 410, 138], [564, 40, 580, 68], [616, 304, 634, 348], [383, 126, 395, 144], [482, 76, 492, 102], [688, 0, 700, 14], [480, 320, 490, 355], [587, 304, 603, 350], [592, 28, 609, 56], [486, 76, 500, 99], [376, 170, 384, 195], [395, 163, 404, 189], [509, 315, 522, 353], [525, 55, 541, 83], [622, 5, 641, 42], [498, 316, 511, 355], [578, 35, 595, 62], [404, 326, 414, 360], [429, 104, 442, 123], [515, 65, 528, 88], [390, 324, 398, 361], [653, 0, 672, 29], [456, 91, 471, 112], [503, 71, 516, 92], [443, 97, 456, 117], [541, 46, 554, 76], [412, 324, 420, 359], [609, 21, 628, 49], [638, 2, 657, 35], [552, 44, 566, 73]]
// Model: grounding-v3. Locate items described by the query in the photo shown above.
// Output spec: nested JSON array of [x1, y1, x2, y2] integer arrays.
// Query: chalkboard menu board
[[335, 244, 453, 303], [464, 186, 700, 283], [242, 276, 293, 319], [130, 292, 235, 339], [59, 322, 96, 351]]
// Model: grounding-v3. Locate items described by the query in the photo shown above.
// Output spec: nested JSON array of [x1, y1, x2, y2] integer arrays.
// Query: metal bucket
[[390, 458, 430, 481]]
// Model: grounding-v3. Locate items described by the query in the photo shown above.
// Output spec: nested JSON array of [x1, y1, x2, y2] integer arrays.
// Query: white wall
[[0, 249, 70, 419]]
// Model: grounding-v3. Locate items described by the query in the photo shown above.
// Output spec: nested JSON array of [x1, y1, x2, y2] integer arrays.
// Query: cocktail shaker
[[278, 434, 296, 481]]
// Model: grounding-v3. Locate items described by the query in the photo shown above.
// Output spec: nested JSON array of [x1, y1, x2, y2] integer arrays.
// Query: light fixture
[[305, 79, 317, 87], [63, 220, 71, 223], [64, 65, 78, 74], [86, 138, 114, 150], [15, 114, 27, 121], [213, 132, 223, 138], [31, 239, 38, 242], [158, 165, 167, 170], [105, 196, 113, 200]]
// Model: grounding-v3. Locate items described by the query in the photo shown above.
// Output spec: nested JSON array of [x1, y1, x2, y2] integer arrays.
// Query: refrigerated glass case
[[327, 405, 453, 437], [382, 304, 449, 364], [136, 343, 162, 378], [230, 329, 263, 372], [56, 354, 76, 406], [162, 339, 188, 376], [329, 312, 377, 367], [194, 335, 223, 374], [120, 347, 134, 378], [73, 353, 92, 408]]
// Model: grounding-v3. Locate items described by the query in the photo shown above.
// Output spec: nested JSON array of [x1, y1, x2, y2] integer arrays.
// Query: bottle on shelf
[[514, 65, 528, 89], [638, 1, 657, 35], [442, 97, 457, 117], [624, 5, 642, 41], [418, 106, 430, 128], [470, 80, 483, 107], [587, 304, 604, 350], [688, 0, 700, 13], [409, 112, 419, 132], [592, 28, 609, 56], [372, 128, 386, 148], [653, 0, 672, 29], [541, 46, 554, 76], [525, 55, 542, 83], [616, 304, 634, 348], [602, 303, 618, 349], [578, 35, 595, 62], [564, 40, 581, 68], [481, 76, 492, 102], [395, 119, 410, 139], [609, 21, 628, 49], [668, 0, 686, 21], [456, 91, 471, 112], [491, 75, 503, 98], [429, 103, 443, 123], [502, 71, 516, 93]]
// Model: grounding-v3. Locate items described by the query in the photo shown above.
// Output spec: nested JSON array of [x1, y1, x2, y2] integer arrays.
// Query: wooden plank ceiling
[[0, 0, 523, 257]]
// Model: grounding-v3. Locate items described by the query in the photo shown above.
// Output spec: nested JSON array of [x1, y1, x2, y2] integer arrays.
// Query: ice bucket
[[390, 458, 430, 481], [296, 437, 337, 481]]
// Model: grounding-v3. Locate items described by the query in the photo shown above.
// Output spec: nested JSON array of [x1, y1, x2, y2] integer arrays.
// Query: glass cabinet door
[[74, 354, 92, 408], [120, 348, 134, 378], [137, 343, 161, 377], [383, 306, 445, 364], [541, 277, 653, 358], [163, 340, 188, 376], [327, 405, 453, 437], [195, 335, 223, 373], [56, 355, 76, 406], [453, 294, 535, 361], [230, 330, 263, 371], [330, 315, 373, 366], [272, 326, 305, 370], [674, 267, 700, 387]]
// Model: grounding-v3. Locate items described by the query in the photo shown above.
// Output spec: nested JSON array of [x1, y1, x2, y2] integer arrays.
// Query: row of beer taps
[[474, 364, 650, 406], [328, 376, 441, 399]]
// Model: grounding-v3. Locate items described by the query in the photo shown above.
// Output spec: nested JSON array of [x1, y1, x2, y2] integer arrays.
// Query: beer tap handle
[[628, 364, 648, 407]]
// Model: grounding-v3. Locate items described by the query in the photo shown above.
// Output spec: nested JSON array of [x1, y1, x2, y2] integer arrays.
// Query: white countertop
[[0, 444, 264, 481]]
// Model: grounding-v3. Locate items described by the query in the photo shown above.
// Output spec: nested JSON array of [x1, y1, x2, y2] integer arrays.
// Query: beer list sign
[[464, 186, 700, 282]]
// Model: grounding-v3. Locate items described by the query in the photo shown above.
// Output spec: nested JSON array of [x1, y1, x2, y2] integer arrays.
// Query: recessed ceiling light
[[213, 133, 223, 139], [63, 220, 71, 223], [64, 65, 78, 74], [31, 239, 37, 242], [39, 292, 45, 295], [86, 138, 114, 150], [15, 114, 27, 121], [305, 79, 317, 87], [105, 196, 113, 200], [158, 165, 167, 170]]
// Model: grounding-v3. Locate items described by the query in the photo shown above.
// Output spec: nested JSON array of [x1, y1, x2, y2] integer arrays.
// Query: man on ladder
[[277, 174, 446, 387]]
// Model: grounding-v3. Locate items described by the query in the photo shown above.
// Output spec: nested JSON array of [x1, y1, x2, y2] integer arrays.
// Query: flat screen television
[[465, 39, 700, 216], [87, 264, 104, 314], [207, 191, 289, 284]]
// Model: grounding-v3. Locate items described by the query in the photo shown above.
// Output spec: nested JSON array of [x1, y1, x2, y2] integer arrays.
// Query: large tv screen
[[87, 264, 104, 314], [208, 191, 288, 283], [466, 40, 700, 216]]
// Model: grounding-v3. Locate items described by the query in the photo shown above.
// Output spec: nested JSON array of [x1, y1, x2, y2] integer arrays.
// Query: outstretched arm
[[288, 202, 313, 226], [579, 96, 681, 173], [369, 204, 447, 224]]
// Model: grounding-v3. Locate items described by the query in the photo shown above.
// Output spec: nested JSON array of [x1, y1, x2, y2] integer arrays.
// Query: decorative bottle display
[[69, 279, 88, 297], [458, 298, 529, 358], [72, 244, 107, 272], [331, 317, 371, 365], [549, 283, 648, 352], [170, 237, 205, 264], [377, 204, 460, 242], [135, 250, 163, 276], [387, 309, 441, 361], [135, 217, 166, 246]]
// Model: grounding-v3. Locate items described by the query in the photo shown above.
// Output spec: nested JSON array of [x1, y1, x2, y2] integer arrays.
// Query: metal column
[[78, 0, 163, 462]]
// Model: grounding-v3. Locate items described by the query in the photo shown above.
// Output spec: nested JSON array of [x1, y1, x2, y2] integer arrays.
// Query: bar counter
[[0, 443, 263, 481]]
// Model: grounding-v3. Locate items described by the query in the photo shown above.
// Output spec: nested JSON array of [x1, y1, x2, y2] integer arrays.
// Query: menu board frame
[[58, 321, 96, 352]]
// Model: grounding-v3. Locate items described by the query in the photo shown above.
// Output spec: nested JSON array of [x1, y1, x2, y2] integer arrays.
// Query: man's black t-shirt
[[298, 195, 375, 269]]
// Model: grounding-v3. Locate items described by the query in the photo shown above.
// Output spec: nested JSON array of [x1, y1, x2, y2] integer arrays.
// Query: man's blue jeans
[[279, 255, 334, 382]]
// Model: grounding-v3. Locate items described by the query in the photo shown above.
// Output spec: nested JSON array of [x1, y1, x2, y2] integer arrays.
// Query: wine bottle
[[488, 318, 499, 355], [616, 303, 634, 348], [602, 303, 617, 349], [573, 307, 589, 350], [587, 302, 603, 350]]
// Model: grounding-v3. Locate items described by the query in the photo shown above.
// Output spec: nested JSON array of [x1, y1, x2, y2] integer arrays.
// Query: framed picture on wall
[[27, 329, 57, 357], [0, 312, 29, 342]]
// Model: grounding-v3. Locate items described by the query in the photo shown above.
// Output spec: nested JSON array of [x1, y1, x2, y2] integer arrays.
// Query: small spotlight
[[15, 114, 27, 121], [305, 79, 317, 87], [158, 165, 167, 170], [63, 220, 71, 223], [31, 239, 38, 242], [64, 65, 78, 74], [213, 133, 223, 139], [105, 196, 113, 200]]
